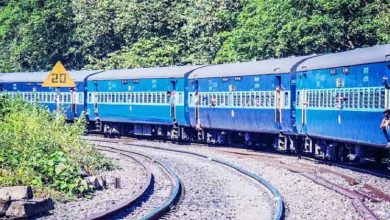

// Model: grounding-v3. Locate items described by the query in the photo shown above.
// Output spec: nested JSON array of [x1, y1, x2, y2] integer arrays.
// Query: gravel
[[127, 140, 368, 220], [106, 142, 275, 220], [115, 151, 173, 219], [83, 137, 390, 220], [40, 151, 147, 220]]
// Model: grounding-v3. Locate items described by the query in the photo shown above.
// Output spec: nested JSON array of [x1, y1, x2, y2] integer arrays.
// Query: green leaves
[[214, 0, 390, 63], [0, 0, 389, 71], [0, 97, 112, 197]]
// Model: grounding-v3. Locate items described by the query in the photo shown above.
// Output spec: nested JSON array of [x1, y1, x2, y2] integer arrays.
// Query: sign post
[[42, 61, 75, 116]]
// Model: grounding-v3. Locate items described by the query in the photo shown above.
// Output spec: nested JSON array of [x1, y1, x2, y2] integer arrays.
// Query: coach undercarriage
[[90, 120, 389, 169]]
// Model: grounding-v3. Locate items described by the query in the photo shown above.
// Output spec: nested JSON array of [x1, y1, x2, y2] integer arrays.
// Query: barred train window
[[162, 94, 166, 104], [251, 93, 255, 107], [369, 89, 374, 108], [270, 92, 275, 107], [260, 92, 264, 106], [153, 93, 156, 104], [157, 93, 161, 104], [364, 89, 369, 108], [144, 93, 148, 103], [353, 90, 358, 108], [265, 92, 269, 107], [381, 88, 385, 108], [359, 89, 364, 108], [374, 89, 379, 109]]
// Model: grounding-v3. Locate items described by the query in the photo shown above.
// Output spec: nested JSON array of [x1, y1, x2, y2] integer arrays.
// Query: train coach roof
[[0, 70, 102, 83], [89, 65, 204, 80], [296, 44, 390, 71], [188, 55, 313, 79]]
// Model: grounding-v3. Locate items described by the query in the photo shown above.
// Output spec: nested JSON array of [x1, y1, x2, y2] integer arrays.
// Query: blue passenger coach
[[86, 66, 202, 137], [0, 71, 100, 120], [295, 45, 390, 160], [187, 56, 312, 146]]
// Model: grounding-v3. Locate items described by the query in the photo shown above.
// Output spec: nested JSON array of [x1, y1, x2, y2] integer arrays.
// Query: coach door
[[274, 76, 283, 128], [298, 72, 308, 132], [170, 80, 177, 120]]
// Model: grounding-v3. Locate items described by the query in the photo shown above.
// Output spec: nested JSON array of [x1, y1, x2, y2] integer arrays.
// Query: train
[[1, 44, 389, 167]]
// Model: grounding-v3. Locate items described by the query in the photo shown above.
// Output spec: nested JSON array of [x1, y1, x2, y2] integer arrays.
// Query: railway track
[[83, 146, 182, 220], [84, 135, 390, 219], [213, 148, 390, 220], [88, 138, 285, 220]]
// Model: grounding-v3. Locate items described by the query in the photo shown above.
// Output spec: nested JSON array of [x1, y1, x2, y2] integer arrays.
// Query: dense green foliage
[[0, 0, 389, 71], [0, 96, 112, 197]]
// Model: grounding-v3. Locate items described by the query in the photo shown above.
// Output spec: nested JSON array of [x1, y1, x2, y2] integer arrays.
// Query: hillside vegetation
[[0, 0, 389, 72], [0, 97, 112, 198]]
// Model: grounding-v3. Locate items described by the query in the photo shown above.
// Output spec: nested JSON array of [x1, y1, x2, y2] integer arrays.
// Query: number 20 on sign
[[42, 61, 76, 88]]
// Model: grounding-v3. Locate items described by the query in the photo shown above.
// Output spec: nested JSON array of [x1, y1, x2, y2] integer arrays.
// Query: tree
[[0, 0, 79, 72], [214, 0, 390, 63]]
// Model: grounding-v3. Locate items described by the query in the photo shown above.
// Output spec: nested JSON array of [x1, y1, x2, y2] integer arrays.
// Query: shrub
[[0, 96, 112, 198]]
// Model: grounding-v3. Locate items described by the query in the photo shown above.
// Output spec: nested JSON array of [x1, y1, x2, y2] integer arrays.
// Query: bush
[[0, 96, 112, 198]]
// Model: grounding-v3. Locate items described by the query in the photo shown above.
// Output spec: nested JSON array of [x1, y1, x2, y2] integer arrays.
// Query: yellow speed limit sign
[[42, 61, 75, 87]]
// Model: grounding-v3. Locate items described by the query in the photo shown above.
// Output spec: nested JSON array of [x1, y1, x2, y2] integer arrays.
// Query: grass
[[0, 96, 112, 199]]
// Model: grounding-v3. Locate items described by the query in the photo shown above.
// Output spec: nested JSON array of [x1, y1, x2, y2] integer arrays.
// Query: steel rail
[[90, 139, 285, 220], [92, 145, 182, 220]]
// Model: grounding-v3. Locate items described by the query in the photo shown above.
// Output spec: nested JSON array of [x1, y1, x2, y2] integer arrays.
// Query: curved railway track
[[214, 148, 390, 220], [83, 146, 182, 220], [88, 138, 285, 220]]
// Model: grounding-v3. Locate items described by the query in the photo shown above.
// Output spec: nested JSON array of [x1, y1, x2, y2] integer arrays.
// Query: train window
[[265, 92, 270, 107], [381, 88, 385, 108], [178, 93, 183, 105], [226, 93, 230, 107], [250, 92, 255, 107], [152, 92, 157, 104], [233, 94, 237, 106], [245, 92, 250, 107], [284, 92, 289, 107], [155, 93, 160, 104], [144, 93, 148, 103], [162, 93, 166, 104], [189, 94, 193, 106], [364, 89, 369, 109], [141, 92, 144, 103], [370, 89, 374, 108], [331, 90, 335, 108], [359, 89, 364, 108], [318, 90, 324, 108], [134, 93, 138, 103], [341, 90, 345, 108], [119, 93, 123, 103], [241, 93, 245, 107], [259, 92, 264, 107], [216, 93, 220, 106], [108, 93, 113, 103], [147, 93, 151, 103], [206, 93, 210, 106], [353, 90, 358, 108], [307, 91, 311, 107], [374, 89, 380, 109], [127, 93, 131, 103], [323, 91, 328, 108], [271, 92, 276, 107]]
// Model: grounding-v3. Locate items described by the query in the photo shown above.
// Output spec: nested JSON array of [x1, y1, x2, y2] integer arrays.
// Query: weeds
[[0, 96, 112, 198]]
